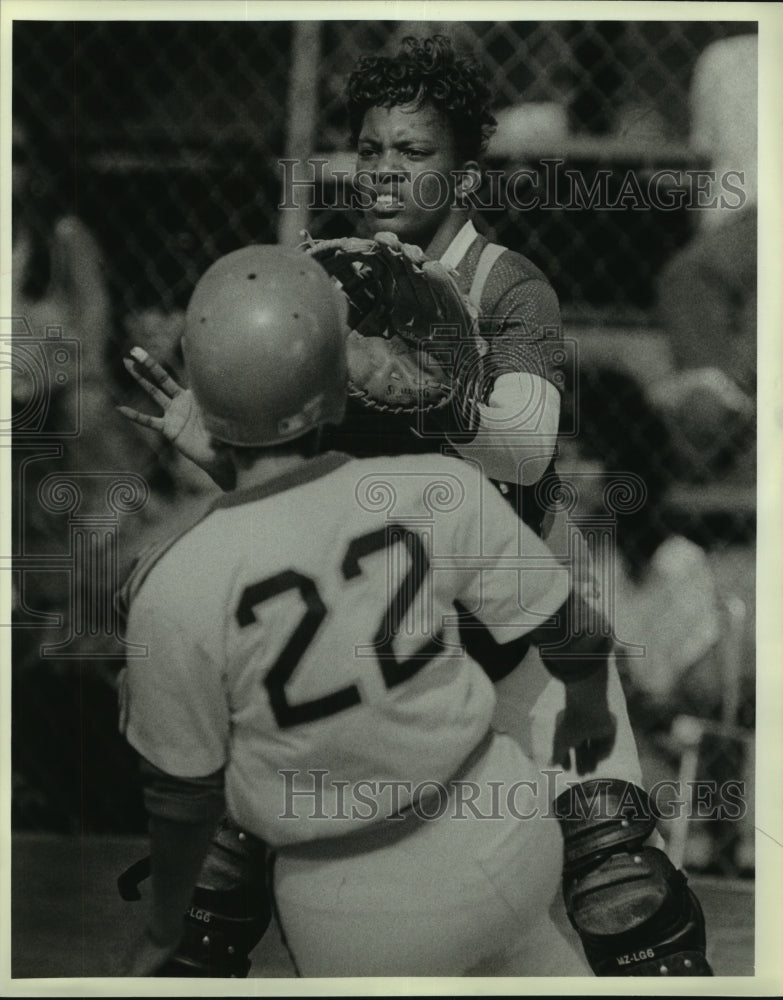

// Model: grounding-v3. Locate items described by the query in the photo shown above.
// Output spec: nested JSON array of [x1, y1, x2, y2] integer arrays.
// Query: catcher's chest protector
[[467, 242, 506, 312]]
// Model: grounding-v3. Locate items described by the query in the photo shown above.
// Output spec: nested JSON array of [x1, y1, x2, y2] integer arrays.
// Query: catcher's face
[[354, 103, 476, 253]]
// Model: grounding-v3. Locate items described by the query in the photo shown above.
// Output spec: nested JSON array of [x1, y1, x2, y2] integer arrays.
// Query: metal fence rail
[[13, 19, 755, 317]]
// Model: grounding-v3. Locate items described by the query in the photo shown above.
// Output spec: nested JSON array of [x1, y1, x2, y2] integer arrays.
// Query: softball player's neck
[[232, 451, 314, 492], [425, 208, 472, 260]]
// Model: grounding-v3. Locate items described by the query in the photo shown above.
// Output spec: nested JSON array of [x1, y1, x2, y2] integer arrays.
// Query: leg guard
[[554, 779, 713, 977], [118, 816, 272, 977]]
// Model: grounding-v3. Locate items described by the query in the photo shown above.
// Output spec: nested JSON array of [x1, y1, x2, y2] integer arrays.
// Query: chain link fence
[[10, 18, 756, 877], [13, 19, 757, 317]]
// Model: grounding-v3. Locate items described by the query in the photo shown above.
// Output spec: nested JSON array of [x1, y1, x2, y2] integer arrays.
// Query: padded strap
[[468, 242, 505, 310]]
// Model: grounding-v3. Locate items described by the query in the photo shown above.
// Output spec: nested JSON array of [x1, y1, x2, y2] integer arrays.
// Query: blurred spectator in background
[[558, 365, 753, 872], [11, 111, 208, 556], [11, 112, 168, 832], [559, 367, 722, 715], [12, 114, 109, 421], [605, 35, 759, 876], [652, 34, 757, 482], [643, 37, 757, 876], [12, 111, 117, 632], [11, 111, 148, 482]]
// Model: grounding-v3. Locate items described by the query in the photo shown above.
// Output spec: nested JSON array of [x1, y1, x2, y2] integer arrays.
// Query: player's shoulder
[[350, 451, 486, 512], [461, 233, 557, 321], [118, 505, 221, 622], [492, 244, 551, 287], [486, 247, 559, 319], [462, 230, 551, 287], [352, 450, 477, 478]]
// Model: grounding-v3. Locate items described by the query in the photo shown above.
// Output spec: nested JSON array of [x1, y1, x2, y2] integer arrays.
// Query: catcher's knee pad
[[119, 816, 272, 977], [554, 779, 713, 977]]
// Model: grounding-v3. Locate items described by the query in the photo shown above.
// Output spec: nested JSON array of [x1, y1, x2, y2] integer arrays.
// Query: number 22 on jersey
[[236, 524, 442, 728]]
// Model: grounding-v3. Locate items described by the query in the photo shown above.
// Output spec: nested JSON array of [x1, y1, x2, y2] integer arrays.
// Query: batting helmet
[[182, 245, 348, 446]]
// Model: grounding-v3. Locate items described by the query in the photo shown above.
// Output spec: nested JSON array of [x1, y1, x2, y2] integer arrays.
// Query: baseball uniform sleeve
[[448, 462, 570, 641], [450, 258, 564, 485], [120, 600, 230, 779], [481, 271, 564, 391], [449, 370, 561, 485]]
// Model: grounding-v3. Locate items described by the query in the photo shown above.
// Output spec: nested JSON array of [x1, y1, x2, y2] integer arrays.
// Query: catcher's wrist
[[539, 639, 612, 683], [561, 665, 612, 713]]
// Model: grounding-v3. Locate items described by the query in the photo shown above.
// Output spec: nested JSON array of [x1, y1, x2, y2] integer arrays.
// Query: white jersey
[[120, 451, 568, 847]]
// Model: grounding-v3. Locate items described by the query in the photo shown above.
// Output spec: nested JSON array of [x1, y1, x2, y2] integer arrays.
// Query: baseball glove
[[302, 231, 485, 418]]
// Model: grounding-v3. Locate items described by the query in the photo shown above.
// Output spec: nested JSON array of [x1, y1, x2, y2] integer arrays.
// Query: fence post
[[278, 21, 322, 247]]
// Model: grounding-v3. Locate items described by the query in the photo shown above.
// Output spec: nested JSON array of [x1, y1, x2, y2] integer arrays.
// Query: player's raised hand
[[118, 346, 234, 490], [551, 668, 618, 776], [119, 346, 204, 451]]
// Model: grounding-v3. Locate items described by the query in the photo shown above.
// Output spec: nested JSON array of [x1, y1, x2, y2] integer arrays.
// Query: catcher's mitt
[[302, 232, 485, 418]]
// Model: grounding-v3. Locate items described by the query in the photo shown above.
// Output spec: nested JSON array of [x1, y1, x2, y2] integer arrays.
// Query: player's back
[[122, 450, 568, 847]]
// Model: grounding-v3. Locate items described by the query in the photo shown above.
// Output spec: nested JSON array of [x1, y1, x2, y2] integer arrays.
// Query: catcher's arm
[[526, 589, 618, 775], [451, 370, 560, 485], [118, 347, 235, 491], [447, 273, 563, 485]]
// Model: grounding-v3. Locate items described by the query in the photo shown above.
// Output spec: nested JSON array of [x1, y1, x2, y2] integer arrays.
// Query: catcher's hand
[[551, 667, 618, 776], [303, 231, 484, 419], [118, 347, 234, 490]]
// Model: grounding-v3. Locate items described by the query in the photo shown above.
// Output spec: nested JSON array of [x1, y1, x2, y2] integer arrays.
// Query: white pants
[[491, 645, 658, 966], [273, 732, 589, 977]]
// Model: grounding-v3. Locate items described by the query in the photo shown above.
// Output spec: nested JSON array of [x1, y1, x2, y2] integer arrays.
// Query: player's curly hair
[[346, 35, 497, 161]]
